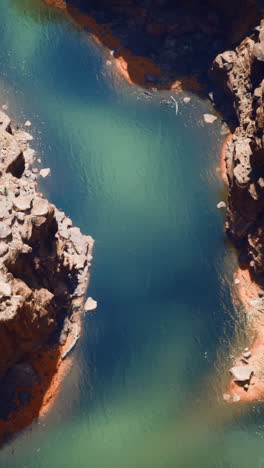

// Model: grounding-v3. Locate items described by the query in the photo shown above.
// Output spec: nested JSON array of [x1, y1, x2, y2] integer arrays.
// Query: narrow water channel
[[1, 1, 264, 467]]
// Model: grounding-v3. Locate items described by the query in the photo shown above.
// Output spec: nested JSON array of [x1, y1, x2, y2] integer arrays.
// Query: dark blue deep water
[[0, 1, 264, 467]]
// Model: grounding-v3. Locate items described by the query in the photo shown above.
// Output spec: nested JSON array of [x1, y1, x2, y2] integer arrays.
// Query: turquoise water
[[0, 1, 264, 467]]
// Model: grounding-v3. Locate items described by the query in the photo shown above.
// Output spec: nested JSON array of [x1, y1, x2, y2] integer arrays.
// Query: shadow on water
[[46, 0, 261, 91], [11, 0, 262, 96]]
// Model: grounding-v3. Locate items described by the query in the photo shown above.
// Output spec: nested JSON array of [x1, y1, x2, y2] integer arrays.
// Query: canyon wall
[[0, 0, 261, 423], [0, 112, 93, 411], [212, 20, 264, 282], [47, 0, 262, 91]]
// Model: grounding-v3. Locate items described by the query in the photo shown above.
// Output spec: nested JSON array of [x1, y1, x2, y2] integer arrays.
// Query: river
[[1, 1, 264, 467]]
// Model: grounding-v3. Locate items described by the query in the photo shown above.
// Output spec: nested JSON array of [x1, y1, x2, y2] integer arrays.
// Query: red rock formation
[[0, 111, 93, 436], [212, 21, 264, 253], [212, 20, 264, 401]]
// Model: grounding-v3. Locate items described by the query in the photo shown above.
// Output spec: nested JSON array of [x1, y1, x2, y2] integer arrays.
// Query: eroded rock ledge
[[0, 111, 93, 422], [212, 20, 264, 277], [211, 19, 264, 401]]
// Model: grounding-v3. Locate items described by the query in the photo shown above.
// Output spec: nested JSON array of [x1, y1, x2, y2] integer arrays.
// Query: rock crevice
[[212, 20, 264, 281], [0, 112, 93, 419]]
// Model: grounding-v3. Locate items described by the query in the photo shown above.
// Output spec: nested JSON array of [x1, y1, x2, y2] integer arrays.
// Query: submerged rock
[[232, 394, 241, 402]]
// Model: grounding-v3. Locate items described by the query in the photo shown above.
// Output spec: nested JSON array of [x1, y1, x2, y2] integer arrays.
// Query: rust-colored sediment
[[44, 0, 66, 8], [220, 134, 264, 403], [0, 314, 81, 444], [44, 1, 201, 92]]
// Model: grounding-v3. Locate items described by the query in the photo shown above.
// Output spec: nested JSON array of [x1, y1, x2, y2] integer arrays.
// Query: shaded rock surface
[[211, 19, 264, 283], [0, 112, 94, 419], [53, 0, 262, 90]]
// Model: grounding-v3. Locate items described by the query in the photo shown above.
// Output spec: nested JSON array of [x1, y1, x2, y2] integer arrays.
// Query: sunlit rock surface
[[0, 112, 93, 419]]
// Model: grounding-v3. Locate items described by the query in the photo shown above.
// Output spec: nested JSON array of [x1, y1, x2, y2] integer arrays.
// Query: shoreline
[[220, 135, 264, 403], [229, 268, 264, 402], [0, 107, 93, 445], [46, 1, 202, 92], [0, 308, 84, 442], [0, 276, 93, 445]]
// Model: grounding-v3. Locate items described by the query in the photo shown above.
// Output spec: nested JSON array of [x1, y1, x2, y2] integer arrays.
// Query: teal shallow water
[[1, 1, 264, 467]]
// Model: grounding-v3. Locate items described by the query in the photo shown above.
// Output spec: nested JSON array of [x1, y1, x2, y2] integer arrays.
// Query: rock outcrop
[[0, 112, 93, 417], [211, 19, 264, 400], [45, 0, 262, 90], [211, 20, 264, 282]]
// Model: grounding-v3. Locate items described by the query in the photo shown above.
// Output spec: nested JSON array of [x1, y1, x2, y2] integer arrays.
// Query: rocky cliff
[[212, 20, 264, 282], [0, 0, 261, 426], [0, 111, 93, 421], [44, 0, 262, 92]]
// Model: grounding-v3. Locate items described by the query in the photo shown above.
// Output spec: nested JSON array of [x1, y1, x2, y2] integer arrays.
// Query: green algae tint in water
[[1, 1, 264, 467]]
